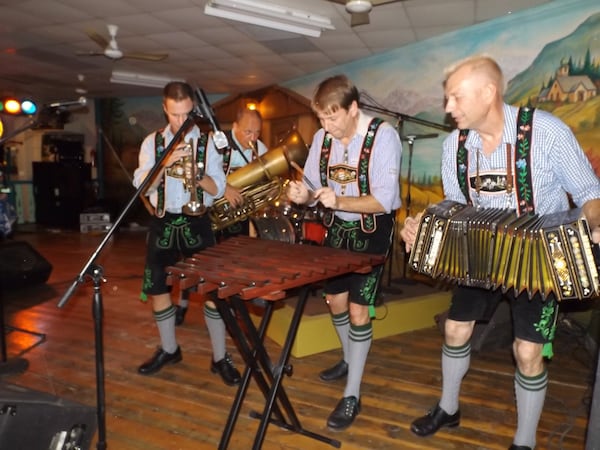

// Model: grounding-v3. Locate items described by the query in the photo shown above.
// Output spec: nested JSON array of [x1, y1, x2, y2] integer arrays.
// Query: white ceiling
[[0, 0, 554, 104]]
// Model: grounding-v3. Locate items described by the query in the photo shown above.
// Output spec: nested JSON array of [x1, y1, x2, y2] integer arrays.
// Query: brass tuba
[[210, 130, 308, 231]]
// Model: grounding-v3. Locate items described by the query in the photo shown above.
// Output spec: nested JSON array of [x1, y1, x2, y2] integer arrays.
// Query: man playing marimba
[[287, 74, 401, 431]]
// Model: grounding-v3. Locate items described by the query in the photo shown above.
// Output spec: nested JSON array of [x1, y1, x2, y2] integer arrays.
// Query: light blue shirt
[[441, 103, 600, 215], [222, 132, 268, 174], [133, 125, 226, 214], [303, 110, 402, 221]]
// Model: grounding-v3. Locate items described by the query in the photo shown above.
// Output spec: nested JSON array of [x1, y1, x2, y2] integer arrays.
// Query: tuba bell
[[209, 130, 308, 231]]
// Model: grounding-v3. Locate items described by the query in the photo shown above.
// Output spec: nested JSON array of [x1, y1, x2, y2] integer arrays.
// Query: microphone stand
[[358, 102, 452, 290], [56, 109, 201, 450]]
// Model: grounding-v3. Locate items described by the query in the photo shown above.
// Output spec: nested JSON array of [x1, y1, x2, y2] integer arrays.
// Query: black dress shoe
[[509, 445, 532, 450], [319, 360, 348, 382], [411, 403, 460, 437], [175, 305, 188, 326], [138, 346, 182, 375], [327, 396, 361, 430], [211, 353, 241, 386]]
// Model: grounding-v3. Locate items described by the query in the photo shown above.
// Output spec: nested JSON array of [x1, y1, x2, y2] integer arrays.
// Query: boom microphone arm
[[193, 87, 228, 150]]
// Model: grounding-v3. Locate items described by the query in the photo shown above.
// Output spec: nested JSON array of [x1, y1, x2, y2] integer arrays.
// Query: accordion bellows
[[408, 200, 600, 301]]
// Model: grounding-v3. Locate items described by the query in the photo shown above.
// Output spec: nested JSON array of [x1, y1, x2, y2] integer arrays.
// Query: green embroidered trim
[[514, 107, 535, 214], [140, 267, 154, 301], [455, 107, 535, 213], [534, 301, 557, 359], [318, 118, 382, 233]]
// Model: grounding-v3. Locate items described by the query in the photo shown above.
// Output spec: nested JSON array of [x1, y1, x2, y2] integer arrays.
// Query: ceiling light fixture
[[204, 0, 335, 38], [346, 0, 372, 14], [110, 70, 182, 88]]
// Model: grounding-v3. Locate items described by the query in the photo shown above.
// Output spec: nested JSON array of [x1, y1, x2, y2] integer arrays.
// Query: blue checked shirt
[[441, 103, 600, 215]]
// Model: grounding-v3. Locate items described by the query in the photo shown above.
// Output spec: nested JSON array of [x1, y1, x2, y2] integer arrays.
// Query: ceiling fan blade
[[75, 50, 105, 57], [123, 52, 169, 62], [328, 0, 347, 4], [371, 0, 403, 5], [85, 29, 109, 50], [351, 12, 370, 26]]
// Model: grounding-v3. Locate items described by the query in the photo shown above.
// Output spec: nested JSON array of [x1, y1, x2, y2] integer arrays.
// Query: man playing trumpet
[[133, 81, 227, 378]]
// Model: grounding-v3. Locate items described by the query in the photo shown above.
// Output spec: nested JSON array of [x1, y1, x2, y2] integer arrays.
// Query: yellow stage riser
[[250, 292, 451, 358]]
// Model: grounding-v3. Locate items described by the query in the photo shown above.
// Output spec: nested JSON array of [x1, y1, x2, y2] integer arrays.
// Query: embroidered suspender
[[154, 130, 167, 218], [514, 107, 535, 214], [456, 107, 535, 214], [154, 131, 208, 217], [319, 118, 383, 233]]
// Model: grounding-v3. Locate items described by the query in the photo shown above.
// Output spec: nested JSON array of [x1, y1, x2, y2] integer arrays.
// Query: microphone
[[46, 97, 87, 109], [193, 88, 228, 150]]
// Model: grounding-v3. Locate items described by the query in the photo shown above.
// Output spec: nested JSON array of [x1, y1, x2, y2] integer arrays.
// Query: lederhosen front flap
[[456, 107, 535, 215], [319, 118, 383, 233]]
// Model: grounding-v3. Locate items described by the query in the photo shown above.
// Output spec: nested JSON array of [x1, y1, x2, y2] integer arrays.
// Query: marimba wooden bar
[[166, 235, 385, 449]]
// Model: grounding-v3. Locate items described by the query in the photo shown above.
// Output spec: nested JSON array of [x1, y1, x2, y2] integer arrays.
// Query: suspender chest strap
[[456, 107, 535, 214], [319, 118, 384, 233]]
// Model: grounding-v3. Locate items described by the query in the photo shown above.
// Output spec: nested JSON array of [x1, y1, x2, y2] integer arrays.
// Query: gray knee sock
[[331, 311, 350, 362], [154, 305, 178, 354], [513, 368, 547, 448], [439, 342, 471, 415], [343, 322, 372, 399], [204, 304, 226, 362]]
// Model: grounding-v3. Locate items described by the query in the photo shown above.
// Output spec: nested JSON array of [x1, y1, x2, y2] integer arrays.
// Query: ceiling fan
[[328, 0, 402, 27], [77, 24, 168, 62]]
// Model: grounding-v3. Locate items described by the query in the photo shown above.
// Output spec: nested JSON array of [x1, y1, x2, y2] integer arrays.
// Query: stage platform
[[249, 280, 452, 358]]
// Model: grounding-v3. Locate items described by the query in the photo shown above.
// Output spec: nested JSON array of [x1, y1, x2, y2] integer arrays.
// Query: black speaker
[[435, 299, 513, 352], [0, 240, 53, 290], [0, 383, 97, 450]]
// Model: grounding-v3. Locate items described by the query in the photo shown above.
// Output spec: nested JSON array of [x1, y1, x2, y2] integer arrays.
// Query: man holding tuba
[[215, 107, 268, 239], [133, 82, 237, 383]]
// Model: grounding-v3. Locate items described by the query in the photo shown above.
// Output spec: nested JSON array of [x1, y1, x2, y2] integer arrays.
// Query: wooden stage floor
[[0, 226, 597, 449]]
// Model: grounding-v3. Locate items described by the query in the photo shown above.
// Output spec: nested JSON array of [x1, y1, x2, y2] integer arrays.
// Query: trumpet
[[164, 136, 206, 216], [165, 137, 192, 179], [182, 138, 207, 216]]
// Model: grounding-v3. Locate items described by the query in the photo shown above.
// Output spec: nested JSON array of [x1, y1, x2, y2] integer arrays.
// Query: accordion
[[408, 200, 600, 301]]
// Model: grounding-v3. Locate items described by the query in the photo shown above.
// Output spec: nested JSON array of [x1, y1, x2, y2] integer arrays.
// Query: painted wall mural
[[283, 0, 600, 213], [99, 0, 599, 221]]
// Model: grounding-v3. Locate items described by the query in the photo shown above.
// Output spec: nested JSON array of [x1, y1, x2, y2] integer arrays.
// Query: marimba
[[166, 235, 385, 449]]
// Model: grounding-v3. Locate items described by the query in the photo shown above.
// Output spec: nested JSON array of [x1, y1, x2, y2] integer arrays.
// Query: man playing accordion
[[401, 54, 600, 450]]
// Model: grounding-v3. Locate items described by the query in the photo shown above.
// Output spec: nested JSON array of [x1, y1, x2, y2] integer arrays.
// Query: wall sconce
[[245, 100, 259, 110]]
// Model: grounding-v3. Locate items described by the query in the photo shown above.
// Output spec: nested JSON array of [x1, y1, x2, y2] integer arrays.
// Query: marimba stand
[[166, 236, 384, 449]]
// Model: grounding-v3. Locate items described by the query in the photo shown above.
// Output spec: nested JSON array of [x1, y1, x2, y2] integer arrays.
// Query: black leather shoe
[[411, 403, 460, 437], [327, 396, 361, 430], [175, 305, 188, 326], [509, 445, 532, 450], [211, 353, 241, 386], [319, 360, 348, 382], [138, 346, 182, 375]]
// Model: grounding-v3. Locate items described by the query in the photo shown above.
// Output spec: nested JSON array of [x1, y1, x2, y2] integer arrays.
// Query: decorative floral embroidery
[[534, 302, 557, 342]]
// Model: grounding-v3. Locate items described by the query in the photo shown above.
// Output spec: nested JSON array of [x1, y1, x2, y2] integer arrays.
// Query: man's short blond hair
[[444, 54, 505, 94]]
